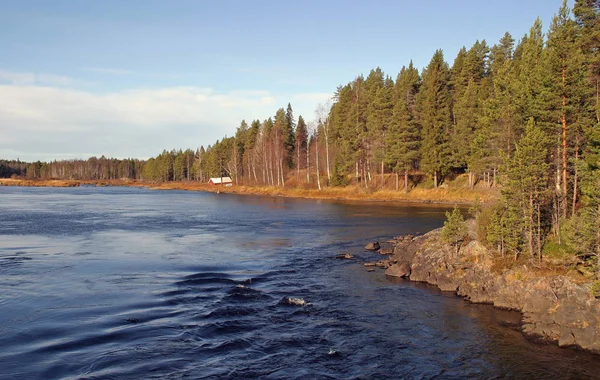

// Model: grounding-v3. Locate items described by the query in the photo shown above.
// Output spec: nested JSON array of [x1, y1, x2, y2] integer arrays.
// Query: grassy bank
[[0, 177, 498, 205]]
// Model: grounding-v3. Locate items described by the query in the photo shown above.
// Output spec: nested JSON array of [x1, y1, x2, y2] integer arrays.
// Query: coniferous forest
[[2, 0, 600, 263]]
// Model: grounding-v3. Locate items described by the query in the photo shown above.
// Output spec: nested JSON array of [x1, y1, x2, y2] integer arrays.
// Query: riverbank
[[377, 223, 600, 354], [0, 178, 497, 205]]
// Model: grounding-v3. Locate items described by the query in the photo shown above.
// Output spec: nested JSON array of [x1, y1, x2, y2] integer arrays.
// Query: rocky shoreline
[[364, 225, 600, 354]]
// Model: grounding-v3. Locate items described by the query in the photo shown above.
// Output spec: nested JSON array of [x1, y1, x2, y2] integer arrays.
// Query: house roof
[[209, 177, 232, 184]]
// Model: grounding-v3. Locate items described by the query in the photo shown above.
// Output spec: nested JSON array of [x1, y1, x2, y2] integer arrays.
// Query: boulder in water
[[378, 248, 393, 255], [365, 241, 380, 251], [385, 262, 411, 278], [281, 296, 307, 306]]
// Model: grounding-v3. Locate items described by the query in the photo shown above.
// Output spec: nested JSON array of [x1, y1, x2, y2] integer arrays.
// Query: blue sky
[[0, 0, 569, 161]]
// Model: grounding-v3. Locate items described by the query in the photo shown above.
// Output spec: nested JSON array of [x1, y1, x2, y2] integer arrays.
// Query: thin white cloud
[[289, 92, 334, 120], [291, 92, 333, 104], [0, 70, 73, 87], [0, 70, 331, 161], [81, 67, 133, 75]]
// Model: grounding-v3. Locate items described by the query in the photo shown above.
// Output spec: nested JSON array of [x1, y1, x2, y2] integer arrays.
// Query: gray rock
[[385, 262, 411, 278], [365, 241, 381, 251]]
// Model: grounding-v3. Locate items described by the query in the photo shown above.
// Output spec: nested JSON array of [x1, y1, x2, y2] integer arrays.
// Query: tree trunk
[[572, 136, 580, 218], [404, 170, 409, 194], [316, 137, 321, 191], [325, 121, 331, 182], [306, 141, 310, 184], [528, 195, 534, 255], [433, 171, 438, 188], [537, 201, 542, 264], [561, 66, 568, 215]]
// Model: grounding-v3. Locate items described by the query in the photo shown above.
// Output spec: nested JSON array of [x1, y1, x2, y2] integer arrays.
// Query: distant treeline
[[0, 157, 144, 180]]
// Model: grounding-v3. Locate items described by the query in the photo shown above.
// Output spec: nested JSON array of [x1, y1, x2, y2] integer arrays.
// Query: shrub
[[442, 206, 467, 254]]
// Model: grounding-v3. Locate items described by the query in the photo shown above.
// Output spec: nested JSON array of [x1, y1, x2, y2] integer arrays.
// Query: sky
[[0, 0, 571, 162]]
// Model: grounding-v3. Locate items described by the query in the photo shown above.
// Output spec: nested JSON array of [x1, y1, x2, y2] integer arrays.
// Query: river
[[0, 186, 598, 379]]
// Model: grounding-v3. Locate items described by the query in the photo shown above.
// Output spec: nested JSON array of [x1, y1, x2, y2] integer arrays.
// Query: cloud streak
[[0, 70, 73, 87], [80, 67, 133, 75], [0, 79, 329, 161]]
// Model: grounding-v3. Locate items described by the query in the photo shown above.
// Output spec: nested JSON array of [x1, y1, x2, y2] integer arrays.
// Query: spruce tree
[[294, 115, 308, 182], [284, 103, 296, 169], [442, 206, 468, 254]]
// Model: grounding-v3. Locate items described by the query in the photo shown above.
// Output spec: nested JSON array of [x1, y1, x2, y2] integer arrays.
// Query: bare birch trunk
[[316, 137, 321, 191], [306, 141, 310, 184]]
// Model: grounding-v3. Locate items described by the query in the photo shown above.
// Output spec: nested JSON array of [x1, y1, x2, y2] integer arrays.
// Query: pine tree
[[273, 109, 288, 186], [418, 49, 453, 187], [546, 0, 586, 218], [370, 76, 394, 187], [364, 68, 385, 186], [503, 118, 551, 260], [512, 19, 547, 131], [386, 63, 421, 192]]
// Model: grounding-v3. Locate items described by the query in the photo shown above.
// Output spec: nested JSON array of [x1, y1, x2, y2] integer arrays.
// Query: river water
[[0, 186, 598, 379]]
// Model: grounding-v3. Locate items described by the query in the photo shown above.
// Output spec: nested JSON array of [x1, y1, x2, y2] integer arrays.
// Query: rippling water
[[0, 186, 599, 379]]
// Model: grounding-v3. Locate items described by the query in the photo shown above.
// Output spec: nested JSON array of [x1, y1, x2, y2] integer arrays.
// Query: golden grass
[[1, 178, 499, 205], [0, 178, 80, 187], [145, 182, 497, 205]]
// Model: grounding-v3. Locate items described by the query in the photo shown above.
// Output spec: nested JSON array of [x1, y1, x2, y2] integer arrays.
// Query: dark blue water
[[0, 186, 598, 379]]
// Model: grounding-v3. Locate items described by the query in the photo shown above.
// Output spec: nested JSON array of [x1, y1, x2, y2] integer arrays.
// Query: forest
[[1, 0, 599, 264]]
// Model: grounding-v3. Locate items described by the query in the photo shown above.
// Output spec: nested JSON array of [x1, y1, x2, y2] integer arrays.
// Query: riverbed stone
[[365, 241, 380, 251], [385, 262, 411, 278], [378, 248, 393, 255]]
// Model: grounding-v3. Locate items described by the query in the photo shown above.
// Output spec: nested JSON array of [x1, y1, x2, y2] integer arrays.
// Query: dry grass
[[147, 182, 497, 205], [0, 178, 80, 187], [1, 177, 499, 205]]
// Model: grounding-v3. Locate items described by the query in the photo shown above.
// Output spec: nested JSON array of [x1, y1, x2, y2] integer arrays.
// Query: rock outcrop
[[385, 227, 600, 354]]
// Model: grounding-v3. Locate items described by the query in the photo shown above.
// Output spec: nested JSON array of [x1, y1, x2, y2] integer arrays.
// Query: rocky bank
[[381, 226, 600, 354]]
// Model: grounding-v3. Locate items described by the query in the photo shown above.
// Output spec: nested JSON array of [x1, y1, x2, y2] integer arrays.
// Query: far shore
[[0, 178, 498, 205]]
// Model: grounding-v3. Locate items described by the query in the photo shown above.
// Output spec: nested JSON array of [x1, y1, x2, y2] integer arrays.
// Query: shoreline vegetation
[[0, 177, 497, 205]]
